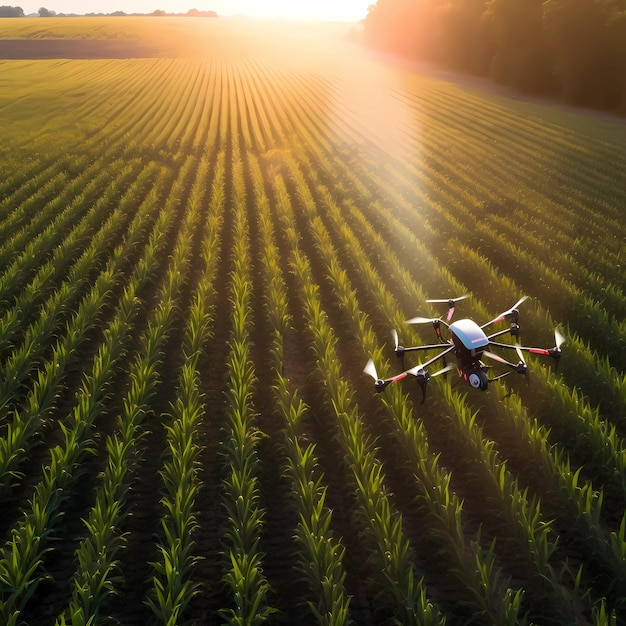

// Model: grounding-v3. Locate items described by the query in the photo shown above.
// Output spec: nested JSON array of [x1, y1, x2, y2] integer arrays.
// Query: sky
[[18, 0, 373, 21]]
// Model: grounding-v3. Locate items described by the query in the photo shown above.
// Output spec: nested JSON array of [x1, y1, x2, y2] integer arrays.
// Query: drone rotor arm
[[424, 345, 456, 368], [484, 350, 528, 376], [486, 327, 518, 341], [407, 345, 456, 374], [402, 343, 452, 353], [390, 371, 409, 383], [481, 315, 504, 329]]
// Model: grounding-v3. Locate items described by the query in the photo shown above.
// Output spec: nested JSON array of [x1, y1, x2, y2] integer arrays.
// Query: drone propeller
[[427, 294, 470, 322], [364, 358, 388, 392], [426, 295, 470, 304], [364, 358, 380, 382], [550, 329, 565, 370], [554, 329, 566, 349], [364, 358, 408, 393], [392, 329, 405, 369], [482, 296, 529, 329], [406, 316, 440, 325], [525, 328, 565, 369], [515, 343, 530, 383]]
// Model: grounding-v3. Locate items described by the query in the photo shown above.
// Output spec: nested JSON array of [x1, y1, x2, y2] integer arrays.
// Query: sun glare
[[230, 0, 370, 22]]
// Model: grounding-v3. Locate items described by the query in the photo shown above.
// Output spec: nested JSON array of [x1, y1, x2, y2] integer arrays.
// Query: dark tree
[[605, 7, 626, 111], [0, 5, 24, 16], [544, 0, 615, 106], [484, 0, 552, 92], [38, 6, 56, 16], [429, 0, 493, 74], [363, 0, 626, 113]]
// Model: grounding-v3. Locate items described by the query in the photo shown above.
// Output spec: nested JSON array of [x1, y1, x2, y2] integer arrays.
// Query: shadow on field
[[0, 39, 163, 58]]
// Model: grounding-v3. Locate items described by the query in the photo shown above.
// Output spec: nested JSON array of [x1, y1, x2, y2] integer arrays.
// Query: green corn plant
[[253, 155, 351, 624], [281, 155, 529, 623], [0, 151, 193, 624], [145, 149, 223, 625], [219, 149, 274, 626], [274, 175, 444, 625]]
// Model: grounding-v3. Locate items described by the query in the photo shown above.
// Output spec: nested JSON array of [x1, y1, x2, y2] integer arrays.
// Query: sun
[[227, 0, 371, 22]]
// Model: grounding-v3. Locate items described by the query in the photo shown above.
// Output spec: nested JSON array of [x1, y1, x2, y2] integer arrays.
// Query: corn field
[[0, 17, 625, 626]]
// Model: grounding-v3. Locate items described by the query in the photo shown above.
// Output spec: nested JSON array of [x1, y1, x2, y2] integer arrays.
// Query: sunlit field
[[0, 17, 625, 625]]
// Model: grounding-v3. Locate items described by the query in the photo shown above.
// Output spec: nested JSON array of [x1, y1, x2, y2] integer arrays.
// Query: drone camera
[[468, 371, 489, 390]]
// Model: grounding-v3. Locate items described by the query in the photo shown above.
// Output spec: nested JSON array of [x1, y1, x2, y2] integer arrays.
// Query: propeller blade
[[515, 343, 530, 381], [392, 329, 406, 368], [483, 351, 509, 365], [406, 364, 425, 376], [392, 329, 399, 351], [431, 363, 455, 378], [426, 294, 470, 304], [488, 371, 511, 383], [510, 295, 529, 311], [406, 316, 440, 325], [555, 328, 566, 349], [446, 306, 455, 322], [364, 359, 379, 381], [482, 295, 528, 328]]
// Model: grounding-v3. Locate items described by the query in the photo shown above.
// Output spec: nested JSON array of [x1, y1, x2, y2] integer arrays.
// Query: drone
[[364, 295, 565, 403]]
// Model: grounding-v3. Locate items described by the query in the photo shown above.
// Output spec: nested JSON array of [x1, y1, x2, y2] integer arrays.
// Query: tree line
[[0, 5, 24, 15], [0, 5, 218, 17], [363, 0, 626, 112]]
